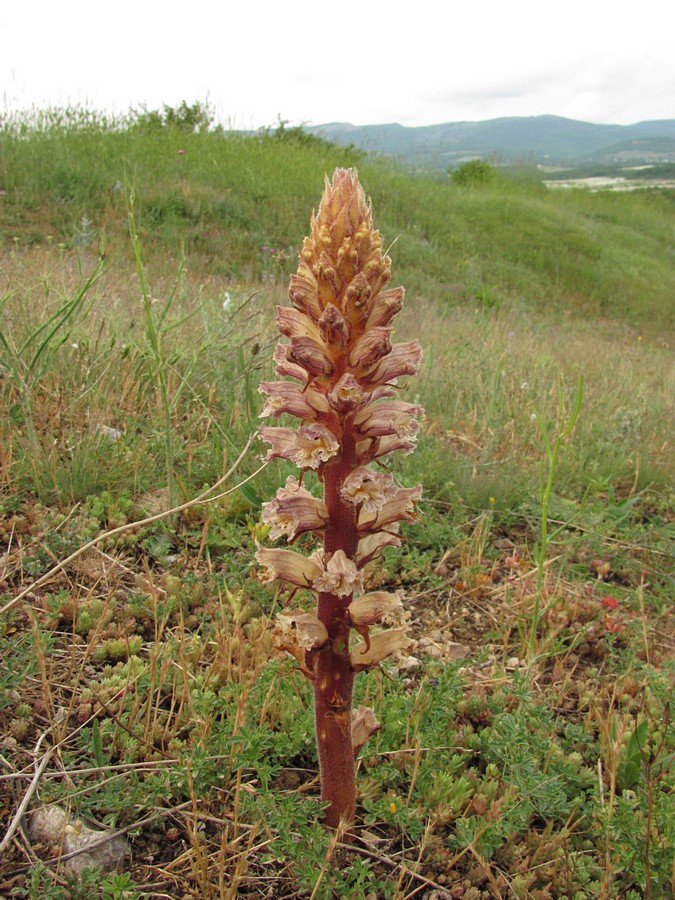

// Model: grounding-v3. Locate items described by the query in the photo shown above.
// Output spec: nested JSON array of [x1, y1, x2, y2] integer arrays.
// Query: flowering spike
[[257, 168, 423, 829]]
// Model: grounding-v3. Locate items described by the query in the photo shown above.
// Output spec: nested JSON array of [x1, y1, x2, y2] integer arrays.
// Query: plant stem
[[312, 601, 356, 828], [528, 376, 582, 661], [128, 198, 177, 509], [312, 432, 359, 828]]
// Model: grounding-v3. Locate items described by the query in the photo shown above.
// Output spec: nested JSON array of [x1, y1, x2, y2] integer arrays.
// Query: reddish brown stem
[[312, 598, 355, 828], [311, 432, 359, 828]]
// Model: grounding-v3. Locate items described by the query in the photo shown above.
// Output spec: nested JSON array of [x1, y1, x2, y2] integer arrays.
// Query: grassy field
[[0, 107, 673, 899]]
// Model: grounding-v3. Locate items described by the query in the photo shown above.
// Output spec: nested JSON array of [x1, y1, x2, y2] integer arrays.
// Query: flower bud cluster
[[256, 168, 423, 750]]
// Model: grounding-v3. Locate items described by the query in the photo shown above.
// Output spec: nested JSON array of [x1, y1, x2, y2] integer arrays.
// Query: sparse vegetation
[[0, 105, 673, 899]]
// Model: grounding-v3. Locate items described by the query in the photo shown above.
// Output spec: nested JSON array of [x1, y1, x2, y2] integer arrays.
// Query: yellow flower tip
[[306, 168, 392, 302], [389, 802, 397, 814]]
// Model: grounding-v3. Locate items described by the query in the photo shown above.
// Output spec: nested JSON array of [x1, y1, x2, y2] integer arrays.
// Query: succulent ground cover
[[0, 113, 673, 898]]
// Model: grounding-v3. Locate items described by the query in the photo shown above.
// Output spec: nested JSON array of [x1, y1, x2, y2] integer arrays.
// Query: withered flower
[[351, 705, 381, 755]]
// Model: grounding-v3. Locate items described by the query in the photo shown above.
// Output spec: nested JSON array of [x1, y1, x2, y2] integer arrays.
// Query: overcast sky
[[3, 1, 673, 128]]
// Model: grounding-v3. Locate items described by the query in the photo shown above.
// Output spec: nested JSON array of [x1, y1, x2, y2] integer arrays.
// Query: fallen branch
[[0, 736, 54, 856]]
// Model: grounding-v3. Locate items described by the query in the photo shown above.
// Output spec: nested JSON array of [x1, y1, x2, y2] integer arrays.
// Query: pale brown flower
[[364, 287, 405, 329], [260, 423, 339, 469], [348, 591, 405, 627], [326, 373, 371, 413], [273, 342, 308, 382], [262, 477, 328, 541], [361, 340, 423, 386], [348, 326, 393, 372], [318, 303, 349, 350], [288, 270, 322, 321], [359, 484, 423, 531], [312, 549, 363, 597], [288, 336, 334, 377], [255, 546, 323, 589], [351, 705, 381, 754], [356, 433, 420, 464], [350, 628, 413, 671], [355, 527, 402, 567], [276, 306, 322, 342], [343, 273, 374, 325], [275, 611, 329, 651], [258, 381, 329, 420], [340, 467, 398, 514], [354, 400, 423, 440]]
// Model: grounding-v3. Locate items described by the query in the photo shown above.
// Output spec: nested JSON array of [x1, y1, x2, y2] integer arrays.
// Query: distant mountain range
[[305, 115, 675, 170]]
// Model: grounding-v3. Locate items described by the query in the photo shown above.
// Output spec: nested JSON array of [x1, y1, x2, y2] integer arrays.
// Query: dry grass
[[1, 244, 673, 898]]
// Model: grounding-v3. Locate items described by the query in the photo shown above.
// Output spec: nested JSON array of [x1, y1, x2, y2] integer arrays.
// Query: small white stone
[[29, 805, 130, 873]]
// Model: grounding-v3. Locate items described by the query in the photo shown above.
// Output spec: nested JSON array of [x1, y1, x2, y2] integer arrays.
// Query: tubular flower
[[349, 326, 393, 372], [275, 611, 329, 651], [273, 342, 308, 382], [276, 306, 322, 342], [348, 590, 407, 651], [257, 168, 423, 829], [312, 549, 363, 597], [358, 483, 423, 531], [262, 477, 328, 541], [350, 628, 413, 672], [355, 432, 419, 465], [355, 527, 402, 567], [364, 286, 405, 328], [361, 340, 424, 386], [259, 381, 329, 420], [273, 612, 329, 679], [351, 706, 381, 754], [288, 335, 334, 377], [340, 467, 399, 513], [260, 423, 339, 469], [255, 546, 323, 588], [353, 400, 423, 440], [347, 591, 405, 627]]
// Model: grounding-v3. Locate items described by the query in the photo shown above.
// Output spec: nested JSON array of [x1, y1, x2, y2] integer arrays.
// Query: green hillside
[[1, 108, 673, 332]]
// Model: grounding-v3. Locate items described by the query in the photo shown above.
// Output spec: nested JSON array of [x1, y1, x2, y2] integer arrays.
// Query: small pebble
[[29, 805, 130, 873]]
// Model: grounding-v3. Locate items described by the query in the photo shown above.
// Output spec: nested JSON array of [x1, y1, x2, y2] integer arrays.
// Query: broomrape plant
[[256, 168, 423, 828]]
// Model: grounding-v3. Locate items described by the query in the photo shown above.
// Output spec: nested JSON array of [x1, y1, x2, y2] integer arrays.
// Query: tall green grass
[[0, 105, 672, 512], [1, 106, 673, 331]]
